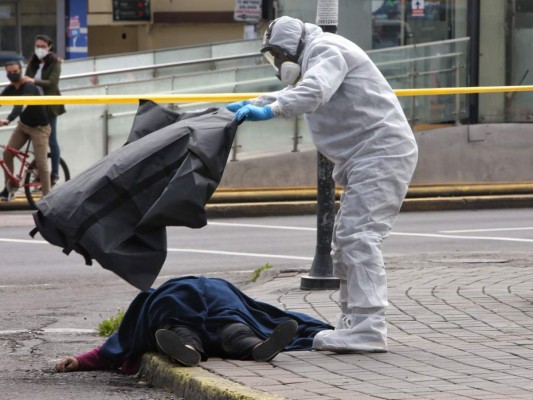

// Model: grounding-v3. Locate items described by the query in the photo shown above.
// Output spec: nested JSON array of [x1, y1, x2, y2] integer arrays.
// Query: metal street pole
[[300, 0, 340, 290]]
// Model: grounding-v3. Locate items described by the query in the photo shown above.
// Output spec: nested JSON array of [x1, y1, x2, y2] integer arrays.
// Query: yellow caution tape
[[0, 86, 532, 105]]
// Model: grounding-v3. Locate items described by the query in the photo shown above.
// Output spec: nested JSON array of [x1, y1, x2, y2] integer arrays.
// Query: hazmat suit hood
[[263, 16, 323, 64]]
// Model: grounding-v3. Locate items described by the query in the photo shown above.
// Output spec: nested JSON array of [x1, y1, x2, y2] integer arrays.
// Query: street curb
[[3, 195, 533, 216], [2, 184, 533, 215], [140, 353, 284, 400], [205, 194, 533, 218], [401, 194, 533, 211], [0, 198, 30, 211]]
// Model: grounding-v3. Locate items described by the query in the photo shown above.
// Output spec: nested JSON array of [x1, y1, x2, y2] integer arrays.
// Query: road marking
[[43, 328, 96, 334], [207, 222, 533, 243], [0, 236, 311, 261], [0, 238, 47, 244], [0, 328, 96, 335], [0, 329, 28, 335], [440, 227, 533, 233], [391, 232, 533, 243], [208, 221, 316, 231], [2, 222, 533, 261], [0, 283, 55, 289], [168, 247, 313, 261]]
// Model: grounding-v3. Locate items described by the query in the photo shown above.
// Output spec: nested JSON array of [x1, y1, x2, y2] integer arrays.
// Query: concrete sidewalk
[[140, 253, 533, 400]]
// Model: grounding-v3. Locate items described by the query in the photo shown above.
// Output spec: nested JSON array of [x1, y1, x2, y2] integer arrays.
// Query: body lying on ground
[[55, 276, 333, 372]]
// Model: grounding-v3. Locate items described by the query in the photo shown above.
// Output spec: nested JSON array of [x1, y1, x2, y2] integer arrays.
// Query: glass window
[[371, 1, 468, 50], [0, 1, 21, 65], [508, 0, 533, 122], [367, 1, 470, 125]]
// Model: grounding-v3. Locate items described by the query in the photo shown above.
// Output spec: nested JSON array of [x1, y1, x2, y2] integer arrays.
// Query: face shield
[[261, 45, 290, 73], [261, 45, 302, 85]]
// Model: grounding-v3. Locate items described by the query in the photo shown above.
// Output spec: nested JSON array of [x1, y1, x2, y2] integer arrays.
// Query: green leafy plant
[[251, 263, 272, 282], [97, 309, 125, 337]]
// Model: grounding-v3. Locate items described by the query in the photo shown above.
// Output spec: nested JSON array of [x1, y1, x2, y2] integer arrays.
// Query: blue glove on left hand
[[234, 105, 274, 122], [226, 100, 250, 112]]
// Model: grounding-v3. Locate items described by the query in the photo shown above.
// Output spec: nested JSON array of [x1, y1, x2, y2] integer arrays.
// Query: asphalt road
[[1, 208, 533, 399]]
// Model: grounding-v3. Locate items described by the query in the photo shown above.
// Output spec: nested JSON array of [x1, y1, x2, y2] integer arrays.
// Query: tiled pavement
[[153, 253, 533, 399]]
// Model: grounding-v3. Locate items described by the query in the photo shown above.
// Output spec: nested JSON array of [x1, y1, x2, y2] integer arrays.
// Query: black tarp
[[31, 100, 238, 291]]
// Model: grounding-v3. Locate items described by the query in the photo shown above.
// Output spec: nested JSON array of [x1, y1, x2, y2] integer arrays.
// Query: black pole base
[[300, 274, 340, 290]]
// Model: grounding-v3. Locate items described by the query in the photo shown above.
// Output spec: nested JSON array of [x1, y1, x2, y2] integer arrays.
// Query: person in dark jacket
[[0, 60, 51, 201], [24, 34, 66, 186], [55, 276, 332, 373]]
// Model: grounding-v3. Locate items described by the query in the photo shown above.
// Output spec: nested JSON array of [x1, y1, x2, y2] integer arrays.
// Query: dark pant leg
[[48, 116, 60, 175], [219, 323, 262, 360]]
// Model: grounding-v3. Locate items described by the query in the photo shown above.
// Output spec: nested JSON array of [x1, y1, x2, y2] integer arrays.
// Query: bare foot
[[55, 357, 80, 372]]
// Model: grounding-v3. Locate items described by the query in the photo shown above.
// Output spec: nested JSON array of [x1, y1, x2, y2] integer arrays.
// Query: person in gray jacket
[[227, 16, 418, 353]]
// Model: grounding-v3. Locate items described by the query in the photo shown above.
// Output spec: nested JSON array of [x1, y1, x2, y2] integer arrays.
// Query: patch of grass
[[251, 263, 272, 282], [97, 309, 125, 337]]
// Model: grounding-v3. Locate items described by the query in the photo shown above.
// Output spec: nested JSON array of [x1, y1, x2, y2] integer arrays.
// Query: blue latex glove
[[226, 100, 250, 112], [234, 105, 274, 122]]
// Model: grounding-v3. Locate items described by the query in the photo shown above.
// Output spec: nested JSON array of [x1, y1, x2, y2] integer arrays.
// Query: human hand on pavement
[[226, 100, 250, 112], [55, 356, 80, 373], [234, 105, 274, 122], [0, 119, 9, 126]]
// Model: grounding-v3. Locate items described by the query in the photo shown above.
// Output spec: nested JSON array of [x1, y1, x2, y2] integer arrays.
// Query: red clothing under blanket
[[75, 346, 141, 375]]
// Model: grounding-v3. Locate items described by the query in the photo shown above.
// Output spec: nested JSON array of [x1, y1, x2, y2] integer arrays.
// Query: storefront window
[[368, 1, 470, 126], [0, 0, 22, 65], [0, 0, 56, 65], [20, 0, 56, 59], [507, 0, 533, 122], [371, 0, 468, 50]]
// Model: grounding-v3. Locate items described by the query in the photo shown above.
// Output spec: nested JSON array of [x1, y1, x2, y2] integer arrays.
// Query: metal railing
[[3, 85, 533, 179], [0, 37, 474, 176], [371, 37, 470, 125]]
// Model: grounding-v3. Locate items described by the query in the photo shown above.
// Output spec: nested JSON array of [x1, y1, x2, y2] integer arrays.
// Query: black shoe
[[0, 187, 14, 202], [252, 319, 298, 362], [155, 329, 201, 367]]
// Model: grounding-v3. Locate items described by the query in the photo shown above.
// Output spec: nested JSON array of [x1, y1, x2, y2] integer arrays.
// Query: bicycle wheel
[[24, 155, 71, 209]]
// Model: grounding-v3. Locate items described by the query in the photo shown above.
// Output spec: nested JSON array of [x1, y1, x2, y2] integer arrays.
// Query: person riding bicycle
[[0, 60, 51, 201]]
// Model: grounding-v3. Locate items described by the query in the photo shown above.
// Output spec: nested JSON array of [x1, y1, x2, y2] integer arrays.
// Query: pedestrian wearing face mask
[[24, 34, 66, 187], [0, 61, 51, 201], [227, 16, 418, 353]]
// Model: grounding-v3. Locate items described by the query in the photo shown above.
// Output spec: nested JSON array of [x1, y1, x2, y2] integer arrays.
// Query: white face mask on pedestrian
[[35, 48, 49, 60]]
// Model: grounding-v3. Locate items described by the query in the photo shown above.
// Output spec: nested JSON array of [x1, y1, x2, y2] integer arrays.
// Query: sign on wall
[[113, 0, 151, 22], [234, 0, 262, 23], [66, 0, 88, 59], [412, 0, 425, 16]]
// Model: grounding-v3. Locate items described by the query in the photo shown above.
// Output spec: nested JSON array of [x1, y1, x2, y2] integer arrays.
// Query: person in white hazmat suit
[[227, 16, 418, 353]]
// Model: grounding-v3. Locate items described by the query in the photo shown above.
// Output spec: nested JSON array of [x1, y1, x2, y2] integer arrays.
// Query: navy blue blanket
[[100, 276, 332, 365]]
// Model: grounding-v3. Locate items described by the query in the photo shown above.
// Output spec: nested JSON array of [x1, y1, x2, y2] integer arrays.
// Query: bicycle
[[0, 140, 70, 209]]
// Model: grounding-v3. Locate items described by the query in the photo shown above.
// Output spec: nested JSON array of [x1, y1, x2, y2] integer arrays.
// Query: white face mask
[[35, 47, 49, 60], [279, 62, 301, 86]]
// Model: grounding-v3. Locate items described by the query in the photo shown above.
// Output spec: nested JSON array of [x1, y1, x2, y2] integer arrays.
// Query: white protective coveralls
[[248, 16, 418, 352]]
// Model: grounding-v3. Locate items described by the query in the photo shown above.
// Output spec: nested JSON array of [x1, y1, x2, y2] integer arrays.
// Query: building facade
[[0, 0, 531, 123]]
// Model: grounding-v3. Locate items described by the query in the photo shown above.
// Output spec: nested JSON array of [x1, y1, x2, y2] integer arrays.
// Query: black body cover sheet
[[31, 101, 238, 291]]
